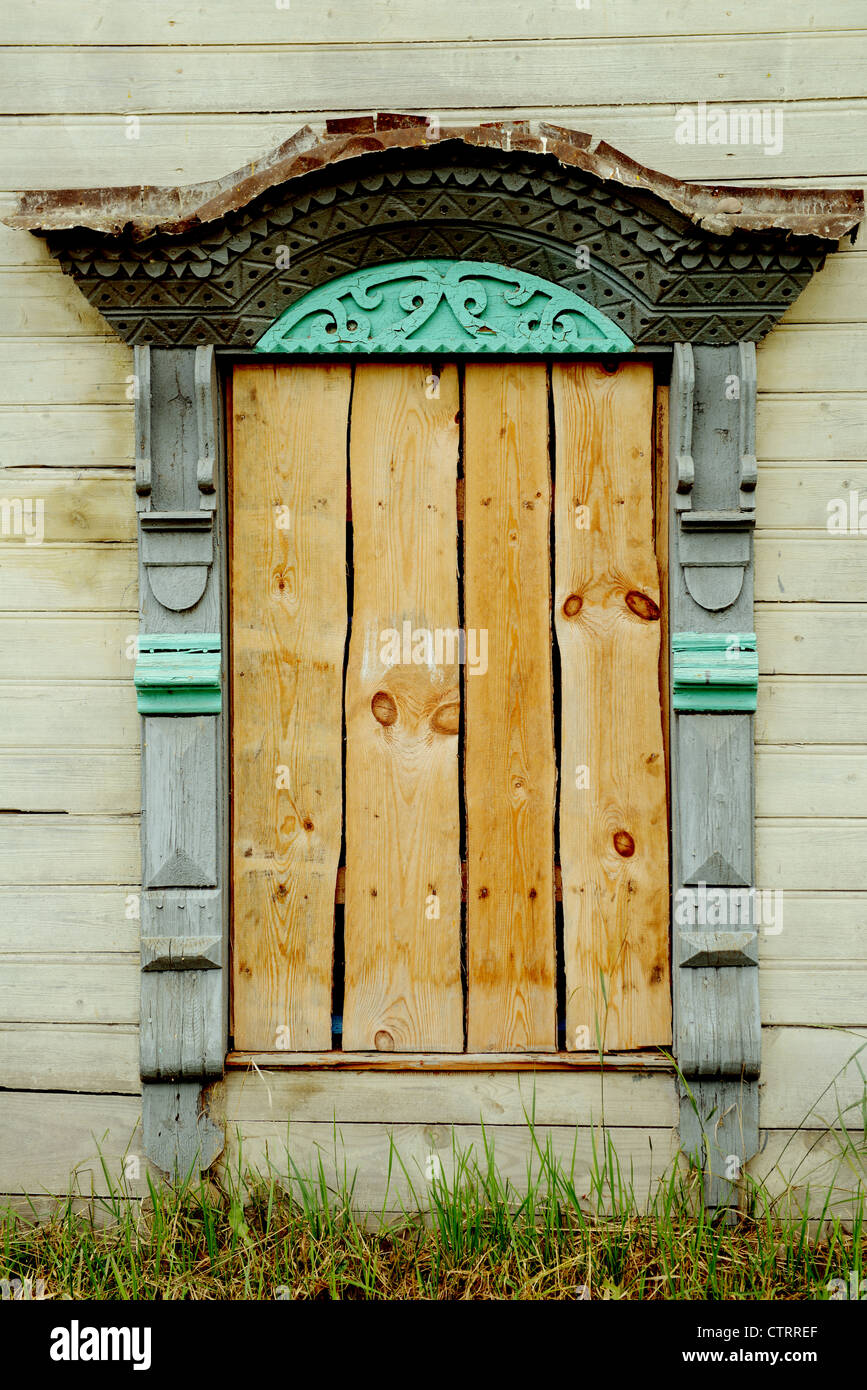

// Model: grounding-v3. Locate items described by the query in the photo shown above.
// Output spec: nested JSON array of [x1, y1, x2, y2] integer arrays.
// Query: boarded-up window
[[230, 360, 670, 1056]]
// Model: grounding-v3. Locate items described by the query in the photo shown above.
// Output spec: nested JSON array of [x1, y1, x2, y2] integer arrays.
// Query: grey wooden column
[[669, 343, 761, 1211], [133, 346, 227, 1179]]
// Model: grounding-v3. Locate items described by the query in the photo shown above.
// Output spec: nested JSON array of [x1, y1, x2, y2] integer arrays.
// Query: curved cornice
[[5, 116, 860, 350], [3, 115, 861, 241]]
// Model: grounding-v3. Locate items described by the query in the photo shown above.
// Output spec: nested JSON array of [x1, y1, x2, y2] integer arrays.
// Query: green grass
[[3, 1041, 866, 1301], [1, 1120, 864, 1301]]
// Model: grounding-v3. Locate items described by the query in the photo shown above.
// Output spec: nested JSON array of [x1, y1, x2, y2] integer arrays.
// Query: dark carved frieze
[[42, 145, 829, 348]]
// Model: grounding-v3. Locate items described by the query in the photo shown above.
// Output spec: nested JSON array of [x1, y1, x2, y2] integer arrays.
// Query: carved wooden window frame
[[6, 118, 861, 1202]]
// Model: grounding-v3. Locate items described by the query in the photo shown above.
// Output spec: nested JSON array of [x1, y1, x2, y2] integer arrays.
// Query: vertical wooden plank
[[553, 362, 671, 1051], [464, 362, 556, 1052], [343, 363, 462, 1052], [231, 364, 350, 1051]]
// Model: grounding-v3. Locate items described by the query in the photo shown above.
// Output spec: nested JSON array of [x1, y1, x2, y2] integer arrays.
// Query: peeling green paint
[[672, 632, 758, 712], [135, 634, 221, 715], [256, 259, 633, 355]]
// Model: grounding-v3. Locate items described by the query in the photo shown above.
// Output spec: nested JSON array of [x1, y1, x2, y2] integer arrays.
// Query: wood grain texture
[[0, 340, 131, 405], [757, 605, 867, 675], [757, 396, 867, 462], [760, 967, 867, 1025], [0, 887, 138, 952], [343, 363, 462, 1052], [0, 268, 113, 335], [219, 1066, 676, 1125], [757, 679, 867, 742], [0, 472, 135, 542], [11, 0, 865, 44], [0, 406, 133, 469], [231, 364, 350, 1051], [464, 362, 556, 1052], [0, 545, 137, 611], [757, 326, 867, 393], [0, 751, 139, 812], [0, 1093, 145, 1196], [756, 463, 867, 529], [0, 815, 140, 885], [553, 362, 670, 1051], [757, 820, 867, 889], [142, 715, 217, 888], [0, 620, 135, 679], [757, 748, 867, 816], [0, 1024, 139, 1094], [756, 536, 867, 602], [0, 960, 138, 1023], [3, 105, 866, 189], [676, 715, 753, 886], [759, 892, 867, 963], [2, 35, 863, 113], [759, 1026, 867, 1127]]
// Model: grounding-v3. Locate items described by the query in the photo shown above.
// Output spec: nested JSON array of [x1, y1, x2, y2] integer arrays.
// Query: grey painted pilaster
[[669, 342, 761, 1211], [135, 346, 227, 1180]]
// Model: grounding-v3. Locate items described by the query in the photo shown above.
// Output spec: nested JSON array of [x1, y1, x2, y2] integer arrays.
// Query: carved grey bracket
[[669, 341, 761, 1211], [134, 345, 152, 511], [140, 511, 214, 612], [672, 343, 756, 618], [138, 346, 228, 1177], [134, 346, 219, 615]]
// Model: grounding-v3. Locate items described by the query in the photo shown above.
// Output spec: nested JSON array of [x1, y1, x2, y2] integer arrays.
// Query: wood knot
[[303, 819, 314, 831], [371, 690, 397, 726], [625, 590, 660, 621], [613, 830, 635, 858], [374, 1030, 394, 1052], [430, 701, 460, 736], [562, 593, 583, 618]]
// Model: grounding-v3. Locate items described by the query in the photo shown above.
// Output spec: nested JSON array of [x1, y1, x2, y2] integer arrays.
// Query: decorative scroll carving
[[194, 345, 219, 510], [134, 345, 152, 512], [738, 341, 758, 513], [672, 343, 695, 512], [137, 347, 221, 611], [255, 259, 632, 355], [672, 343, 757, 617]]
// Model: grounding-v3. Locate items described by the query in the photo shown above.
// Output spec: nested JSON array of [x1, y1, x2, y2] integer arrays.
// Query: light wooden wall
[[0, 1, 864, 1212]]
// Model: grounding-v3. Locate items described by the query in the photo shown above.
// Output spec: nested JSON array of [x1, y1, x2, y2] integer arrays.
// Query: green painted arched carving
[[255, 259, 633, 355]]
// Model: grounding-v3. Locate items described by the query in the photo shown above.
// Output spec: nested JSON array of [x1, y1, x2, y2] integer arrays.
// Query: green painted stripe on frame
[[672, 632, 758, 712], [134, 633, 221, 715]]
